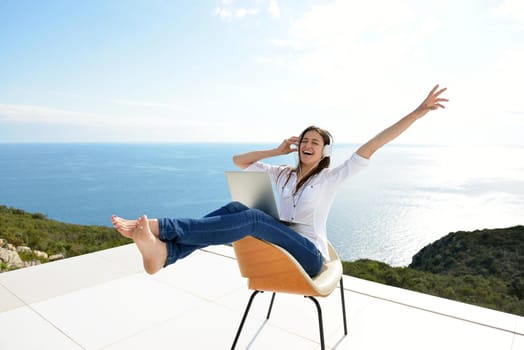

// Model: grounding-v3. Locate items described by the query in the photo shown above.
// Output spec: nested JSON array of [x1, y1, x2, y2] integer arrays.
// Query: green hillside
[[410, 226, 523, 282], [0, 205, 129, 258], [343, 226, 524, 316]]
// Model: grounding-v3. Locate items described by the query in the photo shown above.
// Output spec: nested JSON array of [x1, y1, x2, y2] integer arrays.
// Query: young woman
[[112, 85, 448, 276]]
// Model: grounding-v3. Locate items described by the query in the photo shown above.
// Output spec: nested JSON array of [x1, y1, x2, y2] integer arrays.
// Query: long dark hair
[[279, 125, 333, 194]]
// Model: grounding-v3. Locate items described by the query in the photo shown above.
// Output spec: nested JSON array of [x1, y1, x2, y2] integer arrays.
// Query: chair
[[231, 236, 348, 349]]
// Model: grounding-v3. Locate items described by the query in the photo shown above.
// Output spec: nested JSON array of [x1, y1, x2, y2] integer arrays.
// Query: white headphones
[[323, 143, 332, 157], [322, 132, 334, 158]]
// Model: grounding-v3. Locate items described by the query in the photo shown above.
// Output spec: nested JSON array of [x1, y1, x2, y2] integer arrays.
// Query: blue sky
[[1, 0, 523, 145]]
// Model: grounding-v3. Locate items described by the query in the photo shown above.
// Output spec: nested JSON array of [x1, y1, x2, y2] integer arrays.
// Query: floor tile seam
[[109, 285, 260, 349], [268, 321, 326, 346], [151, 276, 219, 303], [4, 269, 168, 342], [0, 281, 27, 312], [32, 276, 212, 350], [154, 281, 247, 307], [92, 249, 143, 274], [29, 269, 148, 308], [202, 284, 250, 307], [6, 297, 88, 350], [511, 333, 524, 350], [0, 251, 141, 307], [344, 286, 521, 336], [513, 317, 523, 338], [155, 246, 245, 302], [123, 297, 249, 349], [96, 304, 203, 350], [237, 316, 321, 349]]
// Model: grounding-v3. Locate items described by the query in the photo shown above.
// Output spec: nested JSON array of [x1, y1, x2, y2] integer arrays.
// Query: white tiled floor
[[0, 244, 522, 350]]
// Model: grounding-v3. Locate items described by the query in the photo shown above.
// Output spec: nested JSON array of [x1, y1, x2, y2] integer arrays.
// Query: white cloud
[[256, 56, 285, 65], [253, 0, 524, 146], [272, 0, 436, 111], [494, 0, 524, 22], [0, 102, 264, 142], [214, 0, 278, 21], [214, 5, 259, 21], [235, 7, 259, 18], [473, 48, 524, 114], [113, 99, 188, 112], [288, 0, 414, 47], [0, 104, 95, 124], [269, 1, 521, 110], [268, 0, 280, 18], [0, 103, 200, 128], [269, 38, 290, 47]]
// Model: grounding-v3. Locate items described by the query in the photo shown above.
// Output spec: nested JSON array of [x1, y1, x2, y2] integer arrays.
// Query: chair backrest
[[233, 236, 342, 297]]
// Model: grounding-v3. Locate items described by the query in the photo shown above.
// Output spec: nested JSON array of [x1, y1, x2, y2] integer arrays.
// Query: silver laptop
[[225, 171, 281, 220], [226, 171, 307, 225]]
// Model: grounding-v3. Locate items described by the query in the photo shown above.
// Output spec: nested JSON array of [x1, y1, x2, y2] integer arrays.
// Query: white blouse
[[245, 152, 369, 260]]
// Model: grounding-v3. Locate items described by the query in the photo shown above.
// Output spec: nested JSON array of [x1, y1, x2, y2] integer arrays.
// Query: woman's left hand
[[415, 84, 448, 117], [356, 84, 449, 159]]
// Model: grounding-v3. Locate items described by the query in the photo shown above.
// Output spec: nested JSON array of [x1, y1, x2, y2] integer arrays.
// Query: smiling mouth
[[303, 150, 313, 155]]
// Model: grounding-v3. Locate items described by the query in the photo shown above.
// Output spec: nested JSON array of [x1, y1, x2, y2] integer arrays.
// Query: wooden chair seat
[[233, 236, 343, 296]]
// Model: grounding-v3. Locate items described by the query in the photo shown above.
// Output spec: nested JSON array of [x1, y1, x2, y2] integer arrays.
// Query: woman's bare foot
[[112, 215, 160, 238], [111, 215, 136, 238], [132, 215, 167, 274]]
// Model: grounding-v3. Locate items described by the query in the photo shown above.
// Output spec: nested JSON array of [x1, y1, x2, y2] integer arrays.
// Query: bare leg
[[132, 215, 167, 274], [112, 215, 160, 238]]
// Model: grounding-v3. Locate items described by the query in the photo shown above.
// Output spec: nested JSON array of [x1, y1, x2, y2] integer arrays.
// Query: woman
[[112, 84, 448, 276]]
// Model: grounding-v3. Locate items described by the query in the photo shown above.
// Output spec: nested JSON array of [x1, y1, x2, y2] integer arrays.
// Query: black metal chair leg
[[306, 296, 325, 350], [266, 292, 276, 319], [233, 287, 345, 350], [231, 290, 262, 349], [340, 277, 348, 335]]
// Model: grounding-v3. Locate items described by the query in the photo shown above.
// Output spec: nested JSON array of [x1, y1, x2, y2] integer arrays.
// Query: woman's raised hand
[[277, 136, 299, 155], [415, 84, 449, 117]]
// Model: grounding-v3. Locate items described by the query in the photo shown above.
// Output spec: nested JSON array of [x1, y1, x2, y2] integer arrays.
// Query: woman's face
[[299, 130, 325, 167]]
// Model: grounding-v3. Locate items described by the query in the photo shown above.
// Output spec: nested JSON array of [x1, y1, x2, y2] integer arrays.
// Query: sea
[[1, 143, 523, 266]]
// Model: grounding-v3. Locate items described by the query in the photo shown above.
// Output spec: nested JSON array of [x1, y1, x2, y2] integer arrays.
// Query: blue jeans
[[158, 201, 323, 276]]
